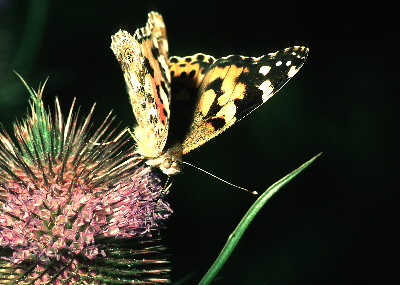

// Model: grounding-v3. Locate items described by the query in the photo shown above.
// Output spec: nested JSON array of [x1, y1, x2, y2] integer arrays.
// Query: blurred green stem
[[199, 153, 321, 285]]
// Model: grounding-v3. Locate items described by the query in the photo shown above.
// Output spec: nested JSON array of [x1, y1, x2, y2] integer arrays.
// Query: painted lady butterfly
[[111, 12, 308, 175]]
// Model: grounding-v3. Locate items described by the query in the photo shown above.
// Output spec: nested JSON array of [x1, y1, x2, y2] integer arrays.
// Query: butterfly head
[[145, 143, 183, 175]]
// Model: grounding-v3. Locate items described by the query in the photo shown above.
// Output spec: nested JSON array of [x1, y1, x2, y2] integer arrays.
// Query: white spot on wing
[[287, 66, 299, 78], [216, 101, 237, 122], [259, 80, 274, 102], [259, 66, 271, 75], [259, 80, 271, 92], [286, 61, 292, 66], [276, 61, 282, 66]]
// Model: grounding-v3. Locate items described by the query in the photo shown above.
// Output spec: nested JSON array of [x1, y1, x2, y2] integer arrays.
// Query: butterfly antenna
[[183, 162, 258, 195]]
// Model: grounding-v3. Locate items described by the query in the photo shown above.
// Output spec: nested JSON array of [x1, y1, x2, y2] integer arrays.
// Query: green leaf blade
[[199, 153, 322, 285]]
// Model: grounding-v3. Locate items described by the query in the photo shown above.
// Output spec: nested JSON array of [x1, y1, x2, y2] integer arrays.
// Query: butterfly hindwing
[[182, 46, 309, 154], [111, 12, 171, 158], [164, 54, 216, 146], [170, 53, 216, 101]]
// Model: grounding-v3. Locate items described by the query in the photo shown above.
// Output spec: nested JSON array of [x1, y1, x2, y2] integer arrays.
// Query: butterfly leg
[[162, 176, 173, 195]]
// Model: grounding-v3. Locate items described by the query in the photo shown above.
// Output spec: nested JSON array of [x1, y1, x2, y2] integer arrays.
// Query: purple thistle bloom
[[0, 79, 172, 267]]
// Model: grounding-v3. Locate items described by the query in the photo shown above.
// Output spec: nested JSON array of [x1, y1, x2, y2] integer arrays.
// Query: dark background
[[1, 1, 399, 284]]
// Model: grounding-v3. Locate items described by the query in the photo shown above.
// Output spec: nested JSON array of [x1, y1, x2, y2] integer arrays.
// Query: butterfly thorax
[[145, 143, 183, 175]]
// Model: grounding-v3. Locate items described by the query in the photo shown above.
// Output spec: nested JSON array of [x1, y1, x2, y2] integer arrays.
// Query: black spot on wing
[[196, 54, 204, 61], [203, 77, 224, 119], [188, 70, 196, 78], [204, 76, 223, 92], [161, 81, 169, 97], [198, 61, 213, 73], [161, 68, 170, 87], [155, 84, 161, 100], [206, 117, 226, 131], [143, 57, 154, 78], [151, 47, 160, 59]]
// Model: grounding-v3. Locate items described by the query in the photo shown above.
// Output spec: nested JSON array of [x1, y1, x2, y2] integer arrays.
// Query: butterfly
[[111, 12, 308, 175]]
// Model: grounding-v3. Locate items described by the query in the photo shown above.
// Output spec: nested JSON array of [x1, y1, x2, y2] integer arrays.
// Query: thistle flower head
[[0, 78, 172, 265]]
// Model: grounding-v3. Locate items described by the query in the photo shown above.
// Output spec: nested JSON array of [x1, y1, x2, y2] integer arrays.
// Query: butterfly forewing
[[111, 12, 171, 158], [182, 46, 309, 154]]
